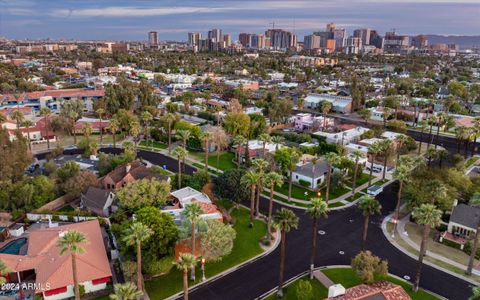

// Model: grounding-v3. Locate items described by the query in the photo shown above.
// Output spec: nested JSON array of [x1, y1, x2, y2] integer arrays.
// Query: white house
[[292, 160, 330, 189], [292, 113, 334, 131], [313, 126, 369, 145], [304, 93, 352, 113]]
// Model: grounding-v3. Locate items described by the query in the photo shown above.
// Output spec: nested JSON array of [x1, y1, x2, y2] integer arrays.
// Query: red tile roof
[[328, 281, 411, 300]]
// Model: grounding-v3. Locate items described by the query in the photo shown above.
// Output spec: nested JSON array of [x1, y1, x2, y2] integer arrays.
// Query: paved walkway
[[313, 270, 334, 288]]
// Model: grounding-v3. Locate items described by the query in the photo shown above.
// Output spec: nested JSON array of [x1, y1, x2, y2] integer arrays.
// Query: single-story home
[[292, 160, 330, 189], [80, 187, 115, 217]]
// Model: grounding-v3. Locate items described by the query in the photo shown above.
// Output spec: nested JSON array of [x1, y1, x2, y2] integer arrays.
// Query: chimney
[[126, 163, 131, 173]]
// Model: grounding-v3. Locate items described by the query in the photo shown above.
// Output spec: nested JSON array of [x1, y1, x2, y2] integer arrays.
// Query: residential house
[[74, 117, 110, 134], [102, 160, 170, 190], [304, 93, 352, 113], [80, 187, 115, 217], [445, 202, 480, 241], [327, 281, 411, 300], [313, 126, 369, 145], [292, 113, 334, 131], [292, 159, 330, 189], [0, 220, 111, 300], [238, 139, 284, 160]]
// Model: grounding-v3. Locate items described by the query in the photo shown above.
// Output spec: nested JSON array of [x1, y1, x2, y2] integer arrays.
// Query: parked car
[[367, 185, 383, 196]]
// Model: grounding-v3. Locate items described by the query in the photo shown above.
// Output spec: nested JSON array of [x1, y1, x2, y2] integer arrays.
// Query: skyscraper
[[223, 34, 232, 47], [412, 35, 428, 49], [148, 31, 158, 47], [304, 34, 321, 50], [265, 29, 296, 50], [188, 32, 201, 46], [239, 33, 252, 48], [251, 34, 266, 49], [326, 23, 336, 32], [353, 29, 371, 46], [369, 30, 384, 49], [208, 29, 223, 42], [333, 29, 346, 50]]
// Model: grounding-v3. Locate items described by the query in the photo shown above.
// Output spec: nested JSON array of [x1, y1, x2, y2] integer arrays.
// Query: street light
[[317, 191, 321, 198], [201, 258, 206, 282]]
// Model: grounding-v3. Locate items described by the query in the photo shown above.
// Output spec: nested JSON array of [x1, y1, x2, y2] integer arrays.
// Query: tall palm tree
[[83, 123, 93, 143], [378, 139, 393, 180], [455, 126, 468, 154], [233, 135, 247, 167], [264, 172, 283, 240], [412, 204, 442, 291], [427, 180, 448, 206], [310, 155, 320, 189], [175, 253, 197, 300], [471, 117, 480, 156], [122, 222, 153, 292], [210, 126, 228, 169], [252, 158, 269, 216], [306, 198, 328, 279], [321, 101, 332, 130], [10, 110, 24, 129], [165, 113, 176, 154], [426, 116, 437, 150], [286, 150, 301, 202], [109, 282, 143, 300], [67, 110, 79, 145], [273, 208, 299, 298], [23, 119, 34, 152], [96, 108, 105, 145], [258, 133, 271, 157], [140, 111, 153, 148], [434, 112, 447, 150], [182, 203, 203, 281], [367, 142, 382, 187], [358, 195, 382, 250], [129, 121, 141, 146], [109, 117, 120, 148], [39, 107, 52, 149], [394, 134, 409, 162], [176, 129, 192, 172], [241, 170, 261, 228], [172, 146, 188, 189], [56, 230, 87, 300], [325, 152, 340, 204], [271, 135, 285, 151], [0, 259, 11, 284], [466, 193, 480, 275], [417, 120, 428, 155], [200, 131, 212, 172], [350, 150, 365, 195]]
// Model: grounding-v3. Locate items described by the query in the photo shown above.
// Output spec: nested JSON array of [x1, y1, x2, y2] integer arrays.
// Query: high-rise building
[[239, 33, 252, 48], [326, 23, 336, 32], [369, 30, 384, 49], [148, 31, 158, 47], [208, 28, 223, 42], [188, 32, 202, 47], [326, 39, 336, 52], [223, 34, 232, 47], [353, 28, 371, 46], [384, 31, 409, 53], [265, 29, 296, 50], [304, 34, 321, 50], [412, 35, 428, 49], [345, 37, 362, 54], [251, 34, 266, 49], [333, 29, 346, 51]]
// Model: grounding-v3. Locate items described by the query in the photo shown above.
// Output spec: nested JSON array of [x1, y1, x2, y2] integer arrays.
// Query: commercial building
[[353, 28, 371, 46], [412, 35, 428, 49], [304, 34, 321, 50], [148, 31, 159, 47], [188, 32, 202, 50], [265, 29, 296, 50], [384, 31, 410, 53], [239, 33, 252, 48]]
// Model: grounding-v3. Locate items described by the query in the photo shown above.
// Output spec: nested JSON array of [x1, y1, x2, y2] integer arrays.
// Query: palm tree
[[427, 180, 448, 206], [252, 158, 269, 216], [455, 126, 468, 154], [321, 101, 332, 130], [382, 107, 392, 128], [96, 108, 105, 145], [39, 107, 52, 149], [264, 172, 283, 240], [469, 286, 480, 300], [23, 120, 33, 152], [140, 111, 153, 148], [10, 110, 24, 129], [200, 131, 212, 172], [378, 139, 393, 180], [273, 208, 299, 298], [471, 117, 480, 156], [241, 170, 261, 228], [412, 204, 442, 291], [434, 112, 447, 150], [109, 117, 120, 148], [211, 126, 228, 169], [67, 109, 79, 145], [306, 198, 328, 278], [310, 155, 320, 189], [182, 203, 203, 281], [325, 152, 340, 205], [286, 150, 301, 202], [56, 230, 87, 300], [258, 133, 271, 157], [83, 123, 93, 143], [0, 260, 11, 284], [165, 113, 176, 154], [175, 253, 197, 300], [129, 121, 141, 146], [176, 129, 192, 172], [350, 150, 365, 195], [466, 193, 480, 275], [109, 282, 143, 300], [233, 135, 247, 167], [172, 146, 188, 189], [426, 116, 437, 150], [271, 135, 285, 151], [417, 120, 428, 155], [394, 134, 409, 162], [358, 195, 382, 250], [122, 222, 153, 292], [367, 142, 382, 187]]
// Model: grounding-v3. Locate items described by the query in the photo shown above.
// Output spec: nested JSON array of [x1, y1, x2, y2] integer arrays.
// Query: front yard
[[145, 206, 268, 299], [190, 151, 237, 171]]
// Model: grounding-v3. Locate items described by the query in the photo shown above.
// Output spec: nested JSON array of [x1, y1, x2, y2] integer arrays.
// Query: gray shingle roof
[[294, 160, 330, 178], [450, 204, 480, 229], [81, 187, 112, 210]]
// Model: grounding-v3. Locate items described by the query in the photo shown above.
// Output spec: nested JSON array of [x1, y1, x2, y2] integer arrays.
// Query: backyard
[[144, 206, 268, 299], [265, 267, 439, 300]]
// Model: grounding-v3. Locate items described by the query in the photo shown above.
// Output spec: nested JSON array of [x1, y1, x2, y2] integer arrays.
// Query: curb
[[380, 211, 479, 286], [257, 265, 447, 300], [164, 215, 282, 300]]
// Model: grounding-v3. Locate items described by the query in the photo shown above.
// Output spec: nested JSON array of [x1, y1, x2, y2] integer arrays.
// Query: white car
[[367, 185, 383, 196]]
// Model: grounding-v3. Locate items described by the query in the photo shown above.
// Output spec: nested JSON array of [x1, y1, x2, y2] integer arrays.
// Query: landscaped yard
[[274, 183, 315, 201], [466, 156, 480, 168], [346, 173, 373, 189], [265, 268, 439, 300], [145, 207, 267, 299], [190, 151, 237, 171], [345, 192, 365, 203], [139, 140, 168, 149]]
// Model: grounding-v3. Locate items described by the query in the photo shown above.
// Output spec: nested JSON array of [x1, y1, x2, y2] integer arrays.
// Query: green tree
[[40, 107, 52, 149], [296, 280, 313, 300], [210, 126, 229, 169], [233, 135, 247, 167], [223, 112, 250, 137], [164, 113, 176, 154], [122, 222, 153, 292], [273, 208, 299, 298], [22, 119, 33, 152], [175, 253, 197, 300], [200, 131, 213, 172], [320, 101, 332, 130], [306, 198, 328, 278], [412, 204, 442, 291], [172, 147, 188, 189], [109, 282, 143, 300], [367, 141, 382, 187], [96, 108, 106, 145], [201, 219, 236, 262], [325, 152, 341, 204], [358, 195, 382, 250], [56, 230, 87, 300], [116, 178, 171, 210], [275, 147, 300, 202], [351, 250, 388, 284], [10, 110, 24, 130], [350, 150, 365, 195], [182, 203, 202, 280], [108, 117, 120, 148], [252, 158, 269, 216], [241, 170, 261, 228], [258, 133, 272, 157], [358, 109, 371, 126], [378, 139, 393, 180], [264, 172, 283, 240], [140, 110, 153, 148], [466, 193, 480, 275]]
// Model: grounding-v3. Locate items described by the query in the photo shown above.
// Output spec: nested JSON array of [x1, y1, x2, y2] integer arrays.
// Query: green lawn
[[466, 156, 480, 168], [266, 268, 439, 300], [145, 207, 267, 299], [274, 183, 315, 201], [139, 140, 168, 149], [345, 192, 365, 203], [56, 205, 75, 212], [190, 151, 236, 171], [346, 173, 373, 188]]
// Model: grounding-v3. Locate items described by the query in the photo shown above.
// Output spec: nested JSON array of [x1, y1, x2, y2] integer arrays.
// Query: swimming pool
[[0, 238, 27, 255]]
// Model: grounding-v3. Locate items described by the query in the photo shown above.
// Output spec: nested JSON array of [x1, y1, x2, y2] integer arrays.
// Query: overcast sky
[[1, 0, 479, 41]]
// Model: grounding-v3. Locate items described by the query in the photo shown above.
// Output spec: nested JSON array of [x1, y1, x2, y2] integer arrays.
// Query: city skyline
[[1, 0, 480, 41]]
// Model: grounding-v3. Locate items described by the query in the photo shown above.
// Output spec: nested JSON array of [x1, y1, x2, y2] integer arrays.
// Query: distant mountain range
[[425, 35, 480, 49]]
